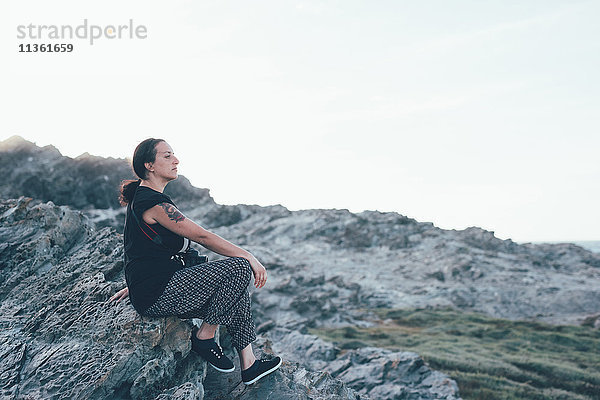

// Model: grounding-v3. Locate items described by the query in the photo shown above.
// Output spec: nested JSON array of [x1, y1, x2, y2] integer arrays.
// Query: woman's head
[[119, 138, 178, 205], [132, 138, 166, 180]]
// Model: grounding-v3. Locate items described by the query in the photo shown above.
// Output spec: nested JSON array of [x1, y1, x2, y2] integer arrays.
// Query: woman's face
[[147, 141, 179, 181]]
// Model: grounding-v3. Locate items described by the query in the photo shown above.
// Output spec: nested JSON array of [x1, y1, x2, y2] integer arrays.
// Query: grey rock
[[0, 196, 205, 399], [4, 137, 599, 325], [0, 198, 368, 399], [155, 382, 204, 400], [581, 313, 600, 329], [0, 136, 214, 231], [331, 347, 460, 399], [266, 327, 459, 399], [203, 336, 365, 400], [5, 137, 600, 399]]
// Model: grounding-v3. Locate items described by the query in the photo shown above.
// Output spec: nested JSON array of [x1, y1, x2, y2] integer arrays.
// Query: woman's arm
[[143, 203, 267, 288], [143, 202, 249, 258]]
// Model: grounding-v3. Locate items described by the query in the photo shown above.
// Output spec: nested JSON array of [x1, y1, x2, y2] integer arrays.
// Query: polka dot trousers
[[144, 256, 257, 352]]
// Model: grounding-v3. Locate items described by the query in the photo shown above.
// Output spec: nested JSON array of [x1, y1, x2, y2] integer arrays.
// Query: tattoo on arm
[[159, 203, 186, 223]]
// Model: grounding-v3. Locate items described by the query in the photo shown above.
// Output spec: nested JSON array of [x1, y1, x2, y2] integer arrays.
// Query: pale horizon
[[1, 0, 598, 243]]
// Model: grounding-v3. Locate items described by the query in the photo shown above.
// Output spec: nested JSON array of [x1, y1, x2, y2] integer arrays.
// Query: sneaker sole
[[209, 363, 235, 373], [243, 358, 283, 385]]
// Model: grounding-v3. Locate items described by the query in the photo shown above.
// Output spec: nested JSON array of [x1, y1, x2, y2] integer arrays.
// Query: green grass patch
[[309, 307, 600, 400]]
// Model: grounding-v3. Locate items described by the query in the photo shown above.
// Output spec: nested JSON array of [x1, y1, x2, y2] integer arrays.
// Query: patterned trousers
[[144, 256, 257, 352]]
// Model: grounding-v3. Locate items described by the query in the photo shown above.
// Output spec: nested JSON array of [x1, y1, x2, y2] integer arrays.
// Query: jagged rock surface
[[0, 136, 214, 231], [263, 328, 460, 399], [3, 136, 600, 398], [203, 336, 366, 400], [0, 198, 367, 400], [2, 136, 598, 326], [0, 197, 205, 399]]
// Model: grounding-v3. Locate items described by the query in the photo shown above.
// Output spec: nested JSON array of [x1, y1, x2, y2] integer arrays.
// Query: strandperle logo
[[16, 19, 148, 45]]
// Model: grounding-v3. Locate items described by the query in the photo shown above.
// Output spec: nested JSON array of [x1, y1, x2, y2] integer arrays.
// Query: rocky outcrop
[[0, 198, 371, 399], [0, 197, 201, 399], [3, 136, 600, 398], [202, 336, 366, 400], [2, 136, 598, 326], [213, 213, 600, 326], [0, 136, 214, 231], [263, 328, 460, 399]]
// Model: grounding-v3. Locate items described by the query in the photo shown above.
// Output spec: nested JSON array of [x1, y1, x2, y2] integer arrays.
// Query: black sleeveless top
[[123, 185, 188, 313]]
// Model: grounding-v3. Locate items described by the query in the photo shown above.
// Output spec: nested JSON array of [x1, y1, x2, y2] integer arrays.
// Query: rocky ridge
[[0, 197, 375, 399], [2, 136, 598, 326], [0, 136, 213, 230], [2, 135, 599, 399]]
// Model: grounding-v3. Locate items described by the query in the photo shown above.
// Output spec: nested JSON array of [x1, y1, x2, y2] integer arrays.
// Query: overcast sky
[[1, 0, 598, 242]]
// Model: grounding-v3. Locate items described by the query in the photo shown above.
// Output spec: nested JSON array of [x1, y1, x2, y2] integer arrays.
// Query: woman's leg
[[145, 257, 258, 349], [143, 256, 279, 379], [238, 343, 257, 370], [196, 320, 219, 339], [197, 259, 259, 361]]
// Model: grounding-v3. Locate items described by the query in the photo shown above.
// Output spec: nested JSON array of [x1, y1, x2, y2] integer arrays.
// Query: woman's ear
[[144, 162, 154, 173]]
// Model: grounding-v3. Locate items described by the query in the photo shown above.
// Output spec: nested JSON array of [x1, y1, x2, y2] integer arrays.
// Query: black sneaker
[[190, 328, 235, 373], [241, 356, 282, 385]]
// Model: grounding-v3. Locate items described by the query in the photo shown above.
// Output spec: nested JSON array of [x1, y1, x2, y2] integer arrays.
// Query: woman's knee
[[231, 257, 252, 285]]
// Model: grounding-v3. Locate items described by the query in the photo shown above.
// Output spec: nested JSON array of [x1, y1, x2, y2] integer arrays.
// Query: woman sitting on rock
[[110, 138, 281, 385]]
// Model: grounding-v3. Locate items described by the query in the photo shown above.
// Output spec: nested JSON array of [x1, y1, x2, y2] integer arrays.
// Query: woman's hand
[[109, 287, 129, 302], [248, 257, 267, 289]]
